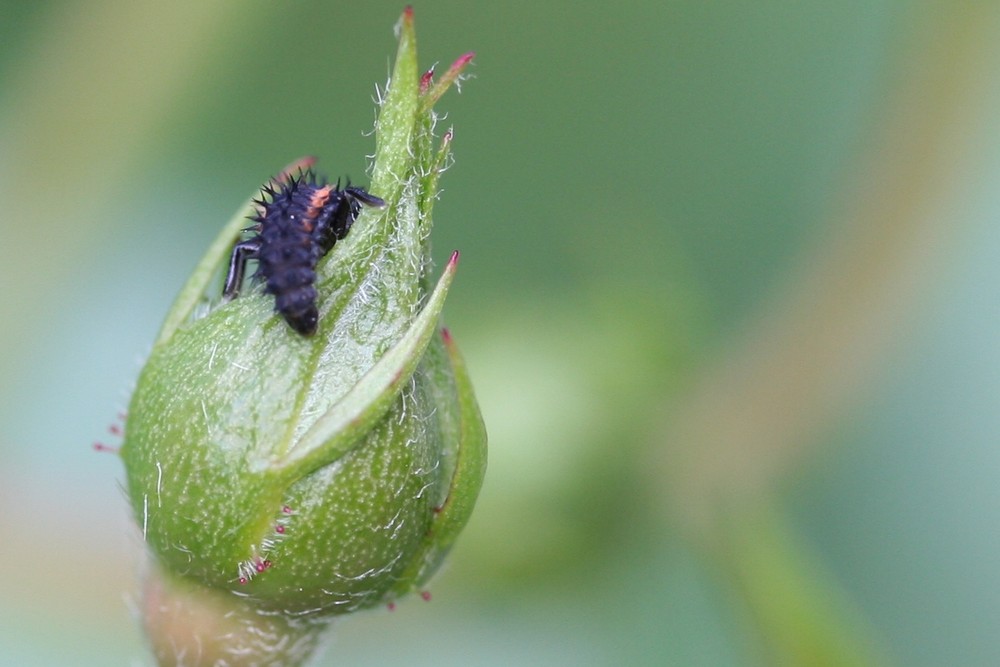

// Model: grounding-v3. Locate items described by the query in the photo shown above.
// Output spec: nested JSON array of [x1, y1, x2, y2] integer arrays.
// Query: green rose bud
[[119, 8, 486, 665]]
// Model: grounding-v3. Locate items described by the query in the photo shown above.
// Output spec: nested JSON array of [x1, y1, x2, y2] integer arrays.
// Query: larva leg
[[223, 239, 262, 300]]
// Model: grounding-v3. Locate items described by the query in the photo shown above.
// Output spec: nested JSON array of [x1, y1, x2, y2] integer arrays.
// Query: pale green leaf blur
[[2, 1, 1000, 665]]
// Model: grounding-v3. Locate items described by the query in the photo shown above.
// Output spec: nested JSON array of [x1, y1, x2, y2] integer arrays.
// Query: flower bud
[[119, 8, 485, 662]]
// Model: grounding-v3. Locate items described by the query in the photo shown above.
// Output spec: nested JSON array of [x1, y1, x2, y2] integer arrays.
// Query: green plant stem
[[141, 563, 331, 667], [710, 501, 888, 667]]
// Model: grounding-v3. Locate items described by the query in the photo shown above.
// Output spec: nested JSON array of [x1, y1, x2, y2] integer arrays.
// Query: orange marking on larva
[[301, 185, 334, 233]]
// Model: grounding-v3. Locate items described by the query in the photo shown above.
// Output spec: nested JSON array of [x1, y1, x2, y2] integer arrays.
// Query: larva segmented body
[[223, 171, 384, 335]]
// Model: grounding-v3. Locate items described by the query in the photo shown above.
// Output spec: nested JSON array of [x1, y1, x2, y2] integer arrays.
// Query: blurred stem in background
[[655, 2, 1000, 665]]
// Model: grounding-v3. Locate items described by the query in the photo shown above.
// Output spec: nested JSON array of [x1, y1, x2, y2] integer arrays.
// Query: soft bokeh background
[[2, 1, 1000, 665]]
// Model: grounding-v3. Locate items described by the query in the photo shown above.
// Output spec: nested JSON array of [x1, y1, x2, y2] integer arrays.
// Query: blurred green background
[[3, 1, 1000, 665]]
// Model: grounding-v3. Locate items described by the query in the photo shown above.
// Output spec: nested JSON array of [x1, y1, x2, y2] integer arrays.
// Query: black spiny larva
[[223, 171, 385, 335]]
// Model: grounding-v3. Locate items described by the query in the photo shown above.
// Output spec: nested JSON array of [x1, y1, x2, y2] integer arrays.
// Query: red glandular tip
[[420, 68, 435, 93], [93, 442, 119, 454], [420, 590, 432, 602], [451, 52, 475, 72], [437, 52, 475, 93]]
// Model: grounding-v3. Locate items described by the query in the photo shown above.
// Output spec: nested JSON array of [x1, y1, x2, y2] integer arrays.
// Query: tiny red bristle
[[420, 591, 432, 602], [275, 525, 286, 534], [440, 328, 453, 345], [420, 68, 435, 92], [93, 442, 119, 454], [108, 423, 122, 436], [239, 577, 248, 585], [282, 505, 293, 514], [263, 560, 272, 569], [387, 601, 397, 611]]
